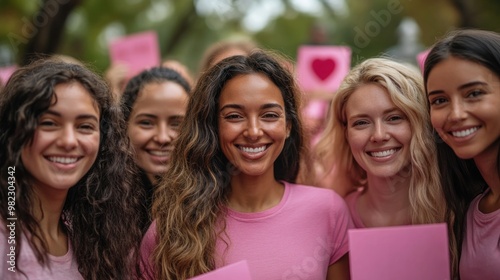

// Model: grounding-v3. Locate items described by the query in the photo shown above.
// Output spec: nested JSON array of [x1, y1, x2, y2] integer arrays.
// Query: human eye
[[351, 119, 369, 127], [138, 119, 154, 127], [78, 123, 98, 133], [223, 113, 243, 121], [38, 117, 58, 130], [262, 112, 280, 120], [467, 89, 485, 98], [429, 96, 448, 106], [387, 114, 405, 122], [39, 120, 56, 126], [170, 117, 184, 130]]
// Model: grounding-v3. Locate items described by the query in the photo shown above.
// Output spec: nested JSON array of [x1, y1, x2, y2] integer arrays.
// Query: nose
[[57, 126, 78, 150], [448, 99, 467, 122], [243, 118, 263, 140], [154, 124, 175, 144], [370, 121, 390, 142]]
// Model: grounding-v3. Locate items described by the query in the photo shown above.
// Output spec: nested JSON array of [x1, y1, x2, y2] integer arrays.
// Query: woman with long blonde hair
[[313, 57, 445, 227]]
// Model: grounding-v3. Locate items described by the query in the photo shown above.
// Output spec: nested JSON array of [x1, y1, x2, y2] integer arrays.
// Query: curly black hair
[[0, 58, 144, 279]]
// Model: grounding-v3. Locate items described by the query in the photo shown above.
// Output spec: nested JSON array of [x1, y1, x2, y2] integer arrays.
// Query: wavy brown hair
[[152, 50, 305, 279], [0, 59, 144, 279]]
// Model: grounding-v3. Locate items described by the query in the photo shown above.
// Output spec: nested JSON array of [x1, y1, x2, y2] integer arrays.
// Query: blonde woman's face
[[344, 83, 412, 179]]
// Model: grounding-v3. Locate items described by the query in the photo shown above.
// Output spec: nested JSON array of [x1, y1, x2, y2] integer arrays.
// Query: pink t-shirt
[[1, 221, 83, 280], [344, 188, 366, 228], [140, 182, 353, 279], [459, 189, 500, 280]]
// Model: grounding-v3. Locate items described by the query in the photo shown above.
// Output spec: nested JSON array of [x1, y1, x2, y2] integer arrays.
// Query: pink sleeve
[[330, 193, 354, 264], [139, 220, 157, 280]]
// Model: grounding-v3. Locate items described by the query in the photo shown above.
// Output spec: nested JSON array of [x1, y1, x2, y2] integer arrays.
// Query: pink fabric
[[140, 220, 157, 280], [459, 189, 500, 280], [140, 182, 352, 279], [344, 188, 366, 228], [0, 221, 83, 280]]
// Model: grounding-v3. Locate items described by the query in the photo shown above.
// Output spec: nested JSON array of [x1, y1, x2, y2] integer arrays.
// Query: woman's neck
[[228, 172, 285, 213], [357, 174, 411, 227], [32, 184, 69, 256]]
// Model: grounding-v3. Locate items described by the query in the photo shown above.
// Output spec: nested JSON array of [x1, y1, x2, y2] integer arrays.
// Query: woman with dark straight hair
[[424, 29, 500, 279]]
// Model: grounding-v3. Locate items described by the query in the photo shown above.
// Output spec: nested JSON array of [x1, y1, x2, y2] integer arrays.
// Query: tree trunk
[[163, 1, 197, 56], [451, 0, 476, 28], [22, 0, 82, 65]]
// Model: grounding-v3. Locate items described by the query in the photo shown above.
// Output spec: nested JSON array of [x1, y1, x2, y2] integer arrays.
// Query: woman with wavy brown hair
[[140, 50, 352, 279], [0, 59, 144, 279]]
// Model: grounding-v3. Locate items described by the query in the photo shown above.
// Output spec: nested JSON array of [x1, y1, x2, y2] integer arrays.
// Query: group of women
[[0, 29, 498, 280]]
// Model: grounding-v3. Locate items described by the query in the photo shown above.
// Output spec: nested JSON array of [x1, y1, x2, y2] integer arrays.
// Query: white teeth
[[241, 146, 266, 153], [149, 150, 169, 156], [369, 149, 397, 158], [48, 157, 78, 164], [451, 127, 478, 138]]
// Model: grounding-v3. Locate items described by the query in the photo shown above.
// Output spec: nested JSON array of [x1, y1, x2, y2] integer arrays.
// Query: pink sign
[[417, 49, 430, 73], [0, 65, 18, 85], [296, 45, 351, 93], [188, 260, 253, 280], [349, 223, 450, 280], [109, 31, 161, 79]]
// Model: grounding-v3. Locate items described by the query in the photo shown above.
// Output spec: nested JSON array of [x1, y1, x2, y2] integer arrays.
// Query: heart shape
[[311, 58, 336, 81]]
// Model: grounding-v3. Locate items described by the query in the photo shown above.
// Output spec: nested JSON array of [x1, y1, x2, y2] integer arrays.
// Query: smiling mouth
[[239, 145, 268, 153], [450, 126, 479, 138], [148, 150, 170, 157], [47, 156, 80, 164], [368, 148, 399, 158]]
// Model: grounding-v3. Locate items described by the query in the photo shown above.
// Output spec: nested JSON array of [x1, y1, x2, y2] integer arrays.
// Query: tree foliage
[[1, 0, 499, 75]]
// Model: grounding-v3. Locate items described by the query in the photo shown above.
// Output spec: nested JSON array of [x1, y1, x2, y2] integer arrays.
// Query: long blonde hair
[[314, 57, 446, 225]]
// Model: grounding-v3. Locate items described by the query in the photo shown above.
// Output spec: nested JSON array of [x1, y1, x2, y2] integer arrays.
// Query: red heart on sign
[[311, 58, 336, 81]]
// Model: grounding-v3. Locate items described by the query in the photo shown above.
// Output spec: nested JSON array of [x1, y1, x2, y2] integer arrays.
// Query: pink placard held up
[[109, 31, 161, 79], [349, 223, 450, 280], [188, 260, 253, 280], [0, 65, 18, 85], [296, 45, 351, 93], [417, 49, 430, 73]]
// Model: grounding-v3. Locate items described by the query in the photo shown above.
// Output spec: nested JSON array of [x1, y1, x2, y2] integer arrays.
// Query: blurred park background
[[1, 0, 499, 75]]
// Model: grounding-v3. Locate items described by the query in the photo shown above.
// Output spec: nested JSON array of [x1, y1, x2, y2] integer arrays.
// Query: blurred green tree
[[1, 0, 499, 74]]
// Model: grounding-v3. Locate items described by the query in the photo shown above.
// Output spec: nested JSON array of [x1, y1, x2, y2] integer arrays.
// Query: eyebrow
[[45, 110, 99, 122], [219, 103, 284, 111], [134, 113, 158, 119], [347, 107, 401, 121], [428, 81, 488, 96]]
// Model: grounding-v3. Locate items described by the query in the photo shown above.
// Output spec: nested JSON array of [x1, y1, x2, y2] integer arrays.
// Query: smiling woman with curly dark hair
[[0, 58, 144, 279]]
